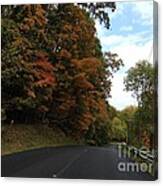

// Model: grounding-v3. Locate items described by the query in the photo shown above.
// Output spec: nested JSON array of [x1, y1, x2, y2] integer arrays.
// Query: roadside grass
[[1, 124, 81, 155]]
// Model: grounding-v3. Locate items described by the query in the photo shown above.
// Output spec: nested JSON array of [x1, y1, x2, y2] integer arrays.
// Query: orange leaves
[[71, 58, 101, 75], [25, 52, 56, 106], [57, 49, 72, 60], [63, 24, 73, 32], [57, 96, 76, 114], [82, 94, 98, 111], [35, 5, 47, 26], [35, 73, 55, 87], [49, 4, 97, 59], [78, 112, 95, 131], [96, 99, 109, 122], [74, 73, 94, 90], [31, 52, 56, 88], [70, 57, 104, 97], [71, 59, 81, 69], [54, 55, 109, 134], [23, 17, 35, 28], [2, 4, 110, 136], [76, 98, 108, 132], [20, 5, 47, 31], [71, 33, 79, 42], [83, 96, 108, 125], [79, 58, 101, 74]]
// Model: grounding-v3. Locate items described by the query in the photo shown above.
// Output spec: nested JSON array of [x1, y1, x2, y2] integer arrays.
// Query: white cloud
[[108, 40, 153, 110], [100, 31, 152, 49], [95, 0, 154, 110], [110, 3, 123, 19], [120, 25, 133, 32], [108, 73, 137, 110], [132, 1, 153, 26], [111, 40, 153, 68], [101, 35, 126, 47], [100, 31, 153, 110]]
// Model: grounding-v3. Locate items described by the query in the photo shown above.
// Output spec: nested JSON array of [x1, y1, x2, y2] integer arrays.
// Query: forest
[[1, 3, 156, 152]]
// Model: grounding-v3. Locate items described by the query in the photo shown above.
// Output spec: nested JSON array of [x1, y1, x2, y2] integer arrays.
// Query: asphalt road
[[1, 145, 156, 180]]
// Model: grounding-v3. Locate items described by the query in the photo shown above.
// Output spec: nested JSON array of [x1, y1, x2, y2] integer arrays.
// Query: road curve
[[1, 145, 156, 180]]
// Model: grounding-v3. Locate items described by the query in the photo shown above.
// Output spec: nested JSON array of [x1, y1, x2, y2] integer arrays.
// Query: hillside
[[1, 124, 80, 155]]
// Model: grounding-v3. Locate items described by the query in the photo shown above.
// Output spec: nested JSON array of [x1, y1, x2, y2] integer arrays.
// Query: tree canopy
[[124, 60, 155, 148], [1, 4, 123, 145]]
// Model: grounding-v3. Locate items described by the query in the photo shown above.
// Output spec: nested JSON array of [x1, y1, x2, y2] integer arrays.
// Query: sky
[[95, 0, 153, 110]]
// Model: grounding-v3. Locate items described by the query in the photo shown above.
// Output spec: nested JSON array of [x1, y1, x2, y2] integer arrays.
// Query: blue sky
[[95, 0, 153, 110]]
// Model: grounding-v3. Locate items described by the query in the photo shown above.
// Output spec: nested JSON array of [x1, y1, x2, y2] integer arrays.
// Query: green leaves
[[78, 2, 116, 29], [124, 60, 155, 148], [108, 117, 127, 142]]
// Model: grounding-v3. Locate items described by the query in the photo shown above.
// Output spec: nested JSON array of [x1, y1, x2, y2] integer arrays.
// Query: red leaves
[[2, 4, 121, 139], [35, 73, 55, 87], [32, 52, 56, 88]]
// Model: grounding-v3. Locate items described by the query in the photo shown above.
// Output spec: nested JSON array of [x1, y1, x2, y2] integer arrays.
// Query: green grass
[[1, 124, 81, 155]]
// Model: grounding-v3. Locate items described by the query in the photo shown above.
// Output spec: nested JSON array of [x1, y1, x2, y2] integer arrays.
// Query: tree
[[44, 4, 123, 139], [108, 117, 127, 142], [124, 60, 155, 148], [1, 5, 54, 123], [78, 2, 116, 29], [118, 106, 137, 145], [1, 3, 123, 145]]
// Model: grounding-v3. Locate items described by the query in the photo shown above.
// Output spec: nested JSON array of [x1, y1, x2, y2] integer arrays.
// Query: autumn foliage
[[1, 4, 122, 145]]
